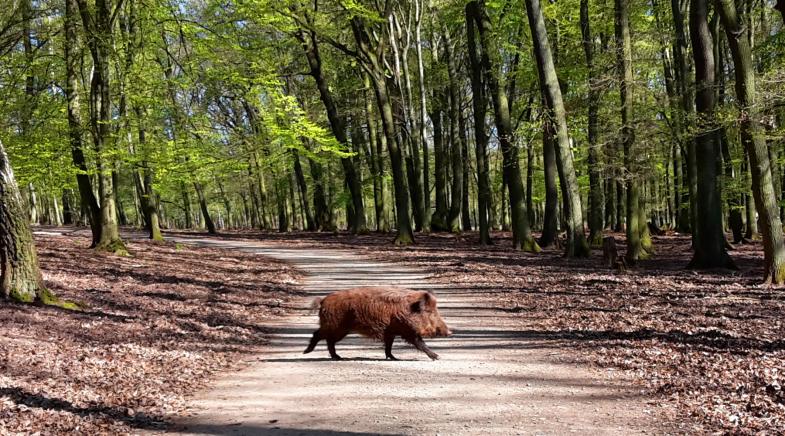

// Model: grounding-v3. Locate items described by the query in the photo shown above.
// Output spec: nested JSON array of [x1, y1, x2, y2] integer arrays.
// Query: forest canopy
[[1, 0, 784, 280]]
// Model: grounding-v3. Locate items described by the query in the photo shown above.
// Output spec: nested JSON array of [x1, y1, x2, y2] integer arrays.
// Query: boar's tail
[[308, 297, 323, 313]]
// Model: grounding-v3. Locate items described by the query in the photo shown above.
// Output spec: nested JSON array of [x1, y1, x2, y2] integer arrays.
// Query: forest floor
[[167, 229, 784, 435], [1, 229, 782, 434], [0, 231, 301, 434]]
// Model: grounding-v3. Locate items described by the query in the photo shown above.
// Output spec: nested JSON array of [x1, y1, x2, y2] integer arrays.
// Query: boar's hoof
[[386, 354, 398, 361], [427, 352, 440, 361]]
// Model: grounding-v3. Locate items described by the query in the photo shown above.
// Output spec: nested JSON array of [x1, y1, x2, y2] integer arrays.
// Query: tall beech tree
[[688, 0, 734, 268], [616, 0, 648, 263], [581, 0, 603, 247], [465, 1, 491, 245], [350, 13, 414, 245], [715, 0, 785, 282], [75, 0, 128, 254], [524, 0, 589, 257], [471, 0, 538, 251], [296, 21, 366, 234]]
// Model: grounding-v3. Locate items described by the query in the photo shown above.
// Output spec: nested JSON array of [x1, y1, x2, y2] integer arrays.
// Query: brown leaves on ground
[[0, 233, 300, 434], [212, 230, 784, 434]]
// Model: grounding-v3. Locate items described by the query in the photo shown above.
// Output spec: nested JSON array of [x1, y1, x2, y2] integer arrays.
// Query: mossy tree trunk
[[1, 141, 47, 304]]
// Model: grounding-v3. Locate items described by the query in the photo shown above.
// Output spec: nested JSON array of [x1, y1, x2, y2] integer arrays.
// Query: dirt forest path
[[158, 235, 663, 435]]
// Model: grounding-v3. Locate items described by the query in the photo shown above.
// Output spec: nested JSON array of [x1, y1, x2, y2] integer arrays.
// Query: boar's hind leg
[[410, 336, 439, 360], [304, 329, 322, 354], [384, 332, 397, 360]]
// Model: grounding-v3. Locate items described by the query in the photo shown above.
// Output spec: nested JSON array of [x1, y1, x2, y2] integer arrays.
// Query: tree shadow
[[0, 387, 165, 430], [174, 423, 385, 435]]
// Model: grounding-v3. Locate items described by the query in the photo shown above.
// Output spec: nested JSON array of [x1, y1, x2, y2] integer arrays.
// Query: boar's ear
[[410, 292, 434, 313], [422, 292, 436, 308]]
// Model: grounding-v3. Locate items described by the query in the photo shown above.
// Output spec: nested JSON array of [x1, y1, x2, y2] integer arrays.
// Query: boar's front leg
[[384, 331, 397, 360], [411, 335, 439, 360], [327, 340, 341, 360]]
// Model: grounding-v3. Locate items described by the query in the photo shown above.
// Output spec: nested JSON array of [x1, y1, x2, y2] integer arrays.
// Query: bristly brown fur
[[304, 287, 451, 361]]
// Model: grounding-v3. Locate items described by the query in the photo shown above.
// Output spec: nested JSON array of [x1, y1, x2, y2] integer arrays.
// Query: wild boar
[[303, 287, 451, 361]]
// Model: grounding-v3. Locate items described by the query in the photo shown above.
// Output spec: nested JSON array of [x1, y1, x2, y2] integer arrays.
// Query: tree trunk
[[180, 181, 193, 228], [688, 0, 735, 268], [443, 26, 464, 234], [716, 0, 785, 283], [297, 29, 366, 233], [76, 0, 127, 255], [430, 87, 450, 231], [461, 131, 472, 232], [0, 141, 49, 304], [309, 158, 332, 231], [293, 149, 315, 231], [466, 3, 492, 244], [616, 0, 646, 263], [390, 13, 427, 233], [65, 0, 101, 245], [473, 1, 538, 251], [194, 182, 216, 234], [540, 118, 559, 247], [525, 0, 588, 257], [364, 75, 389, 232], [415, 0, 432, 229], [351, 16, 414, 245], [581, 0, 604, 247]]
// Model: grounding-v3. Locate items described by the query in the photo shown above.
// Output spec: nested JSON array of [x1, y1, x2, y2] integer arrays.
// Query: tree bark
[[364, 74, 389, 232], [293, 149, 315, 231], [76, 0, 127, 254], [193, 182, 216, 234], [540, 116, 559, 247]]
